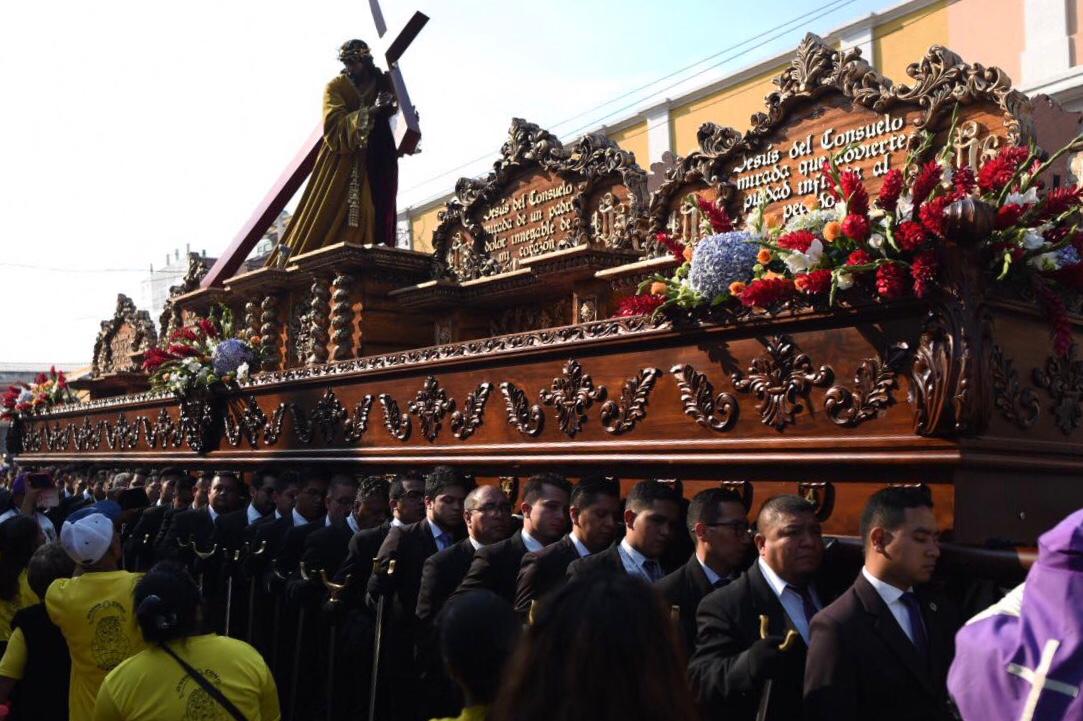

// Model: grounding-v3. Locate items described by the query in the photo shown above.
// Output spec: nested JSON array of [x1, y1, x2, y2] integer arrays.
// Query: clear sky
[[0, 0, 893, 365]]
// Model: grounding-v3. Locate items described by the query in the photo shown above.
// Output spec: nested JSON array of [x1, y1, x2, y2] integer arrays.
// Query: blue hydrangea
[[212, 339, 253, 375], [1057, 244, 1081, 268], [688, 231, 759, 298]]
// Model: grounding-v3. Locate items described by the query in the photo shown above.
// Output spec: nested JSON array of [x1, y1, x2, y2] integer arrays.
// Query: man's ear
[[520, 501, 532, 518], [623, 507, 637, 529]]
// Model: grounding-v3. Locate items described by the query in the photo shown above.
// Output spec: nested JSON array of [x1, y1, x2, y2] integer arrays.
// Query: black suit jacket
[[566, 542, 626, 580], [689, 561, 827, 721], [453, 530, 528, 603], [367, 518, 456, 628], [514, 534, 580, 614], [337, 520, 392, 585], [300, 524, 354, 578], [416, 538, 477, 626], [155, 507, 215, 563], [123, 504, 168, 570], [658, 553, 723, 657], [803, 573, 959, 721]]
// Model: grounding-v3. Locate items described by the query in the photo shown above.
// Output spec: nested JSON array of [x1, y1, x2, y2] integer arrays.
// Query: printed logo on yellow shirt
[[87, 601, 132, 670], [178, 667, 226, 721]]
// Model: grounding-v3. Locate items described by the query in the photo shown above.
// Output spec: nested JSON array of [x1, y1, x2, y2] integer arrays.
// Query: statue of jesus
[[269, 40, 399, 264]]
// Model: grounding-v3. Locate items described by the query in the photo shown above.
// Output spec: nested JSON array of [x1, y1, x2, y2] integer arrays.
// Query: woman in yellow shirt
[[0, 516, 44, 647], [94, 561, 279, 721]]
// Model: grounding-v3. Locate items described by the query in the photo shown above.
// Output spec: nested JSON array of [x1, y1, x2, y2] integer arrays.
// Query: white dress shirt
[[757, 557, 822, 643], [697, 553, 722, 586], [569, 530, 591, 558], [292, 508, 309, 527], [246, 503, 263, 526], [862, 567, 918, 644], [391, 517, 406, 528], [207, 506, 219, 523], [347, 514, 360, 534], [520, 529, 544, 554], [469, 536, 483, 551], [618, 539, 661, 582]]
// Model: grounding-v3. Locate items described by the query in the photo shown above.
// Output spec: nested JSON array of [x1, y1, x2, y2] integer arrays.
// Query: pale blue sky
[[0, 0, 893, 364]]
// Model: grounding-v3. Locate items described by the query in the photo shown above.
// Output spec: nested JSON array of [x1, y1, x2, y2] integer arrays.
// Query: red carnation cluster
[[820, 160, 840, 201], [198, 318, 220, 339], [841, 214, 870, 242], [171, 326, 200, 343], [996, 203, 1024, 230], [910, 251, 938, 298], [919, 195, 950, 238], [697, 196, 734, 233], [875, 262, 909, 300], [847, 249, 873, 267], [794, 269, 832, 296], [911, 161, 942, 206], [655, 232, 686, 264], [896, 221, 929, 252], [777, 230, 815, 253], [616, 294, 666, 318], [1034, 280, 1073, 358], [977, 146, 1029, 195], [1035, 186, 1083, 222], [839, 170, 869, 216], [952, 166, 976, 197], [142, 347, 174, 372], [876, 169, 904, 212], [739, 277, 796, 307]]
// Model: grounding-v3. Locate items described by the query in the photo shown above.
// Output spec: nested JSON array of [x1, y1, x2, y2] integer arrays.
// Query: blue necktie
[[436, 532, 451, 550], [900, 592, 929, 658], [643, 559, 663, 582]]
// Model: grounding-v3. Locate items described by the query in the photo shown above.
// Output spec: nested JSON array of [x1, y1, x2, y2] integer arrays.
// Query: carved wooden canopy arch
[[431, 118, 649, 281], [92, 294, 157, 377], [646, 33, 1035, 248]]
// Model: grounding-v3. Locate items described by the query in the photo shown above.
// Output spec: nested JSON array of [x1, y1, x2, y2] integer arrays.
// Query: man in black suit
[[567, 479, 681, 582], [155, 470, 244, 565], [515, 474, 620, 614], [348, 475, 390, 534], [659, 487, 752, 656], [337, 473, 425, 593], [689, 494, 828, 721], [242, 470, 300, 656], [454, 473, 570, 604], [123, 467, 192, 570], [804, 487, 959, 721], [272, 468, 332, 579]]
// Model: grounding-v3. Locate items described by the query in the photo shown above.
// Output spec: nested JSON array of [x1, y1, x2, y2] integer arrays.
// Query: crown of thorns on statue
[[338, 40, 372, 63]]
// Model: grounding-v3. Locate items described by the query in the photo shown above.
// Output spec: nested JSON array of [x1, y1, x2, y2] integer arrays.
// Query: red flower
[[142, 347, 175, 371], [794, 269, 833, 296], [841, 214, 871, 242], [896, 221, 929, 251], [198, 318, 219, 339], [1034, 280, 1073, 358], [1035, 186, 1083, 222], [57, 373, 67, 389], [696, 196, 734, 233], [34, 373, 46, 385], [877, 169, 904, 212], [847, 249, 873, 268], [912, 161, 942, 206], [654, 232, 686, 264], [952, 166, 976, 197], [995, 203, 1025, 230], [166, 343, 199, 358], [840, 171, 869, 216], [919, 195, 950, 238], [820, 160, 840, 201], [977, 146, 1029, 195], [777, 230, 816, 253], [171, 326, 199, 342], [875, 263, 909, 300], [910, 251, 938, 298], [615, 294, 666, 317], [739, 277, 796, 307]]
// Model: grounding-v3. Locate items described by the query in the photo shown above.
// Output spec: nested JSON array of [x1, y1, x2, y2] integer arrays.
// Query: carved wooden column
[[260, 294, 282, 370], [330, 272, 355, 360], [307, 275, 332, 365], [243, 298, 261, 346]]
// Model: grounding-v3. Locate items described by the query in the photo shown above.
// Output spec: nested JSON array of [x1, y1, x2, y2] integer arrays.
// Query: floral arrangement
[[2, 367, 76, 420], [143, 307, 259, 397], [621, 128, 1083, 358]]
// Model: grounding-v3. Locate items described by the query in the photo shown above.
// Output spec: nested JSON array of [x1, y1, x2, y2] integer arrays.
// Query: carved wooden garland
[[600, 368, 662, 435], [733, 335, 833, 430], [1032, 347, 1083, 435], [990, 345, 1039, 430], [670, 364, 739, 432], [823, 346, 907, 427]]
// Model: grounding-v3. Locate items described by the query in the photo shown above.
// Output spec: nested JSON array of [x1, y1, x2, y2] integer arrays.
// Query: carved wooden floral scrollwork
[[1032, 348, 1083, 435], [600, 368, 661, 434], [823, 348, 906, 427], [990, 345, 1039, 430], [539, 360, 607, 437], [500, 382, 544, 436], [379, 394, 411, 441], [312, 389, 348, 444], [265, 403, 312, 445], [733, 336, 833, 430], [407, 377, 454, 442], [670, 364, 739, 432], [451, 383, 493, 440], [178, 399, 216, 453], [343, 395, 374, 442], [223, 396, 269, 448]]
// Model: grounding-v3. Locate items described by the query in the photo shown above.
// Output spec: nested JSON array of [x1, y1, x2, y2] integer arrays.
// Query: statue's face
[[344, 58, 368, 77]]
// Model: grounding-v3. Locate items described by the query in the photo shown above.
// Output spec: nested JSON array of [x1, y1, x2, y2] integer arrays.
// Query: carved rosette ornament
[[733, 335, 833, 430], [407, 377, 454, 442], [306, 276, 331, 365], [990, 345, 1039, 430], [1032, 347, 1083, 435], [330, 272, 354, 361], [539, 360, 607, 437], [669, 364, 739, 432], [379, 394, 411, 441], [260, 295, 280, 370], [500, 382, 544, 437], [451, 383, 493, 440], [824, 349, 906, 427], [600, 368, 662, 435]]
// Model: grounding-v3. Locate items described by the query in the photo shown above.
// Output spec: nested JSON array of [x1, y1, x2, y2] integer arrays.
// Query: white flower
[[868, 208, 886, 223], [835, 270, 854, 290], [1022, 228, 1046, 250], [1028, 252, 1060, 271], [183, 357, 201, 372], [1005, 187, 1040, 206], [868, 233, 885, 250], [744, 205, 765, 234], [236, 363, 250, 383], [942, 164, 955, 187], [896, 194, 914, 221], [783, 239, 824, 274], [833, 203, 847, 221]]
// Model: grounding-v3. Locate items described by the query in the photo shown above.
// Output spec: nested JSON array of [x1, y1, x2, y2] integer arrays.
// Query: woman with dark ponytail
[[0, 517, 44, 649], [93, 561, 279, 721]]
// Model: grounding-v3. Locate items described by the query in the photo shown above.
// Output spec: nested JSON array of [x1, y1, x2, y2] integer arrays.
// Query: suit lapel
[[685, 555, 713, 598], [420, 519, 438, 557], [854, 575, 935, 694], [747, 562, 806, 652]]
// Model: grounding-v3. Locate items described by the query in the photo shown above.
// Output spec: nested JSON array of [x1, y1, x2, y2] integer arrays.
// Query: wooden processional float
[[12, 36, 1083, 570]]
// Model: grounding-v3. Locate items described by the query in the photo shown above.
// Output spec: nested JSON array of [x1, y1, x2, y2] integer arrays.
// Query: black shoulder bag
[[160, 642, 248, 721]]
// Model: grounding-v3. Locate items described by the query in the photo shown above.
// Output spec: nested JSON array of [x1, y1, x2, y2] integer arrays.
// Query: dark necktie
[[713, 577, 730, 590], [788, 584, 819, 625], [643, 559, 663, 582], [899, 592, 929, 658]]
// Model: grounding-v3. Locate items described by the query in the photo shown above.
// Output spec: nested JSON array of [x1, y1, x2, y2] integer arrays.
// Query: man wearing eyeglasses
[[658, 488, 752, 656]]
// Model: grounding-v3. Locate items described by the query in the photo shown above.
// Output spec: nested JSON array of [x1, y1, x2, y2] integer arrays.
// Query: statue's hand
[[374, 91, 397, 117]]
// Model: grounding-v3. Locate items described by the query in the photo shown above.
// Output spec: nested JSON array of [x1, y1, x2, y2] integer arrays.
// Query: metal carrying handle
[[251, 540, 268, 557], [758, 614, 799, 651], [299, 562, 322, 583], [321, 570, 351, 605], [191, 537, 217, 560]]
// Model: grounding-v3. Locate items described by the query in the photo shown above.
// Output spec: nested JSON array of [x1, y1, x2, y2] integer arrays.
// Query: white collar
[[274, 509, 283, 520], [325, 515, 332, 527], [697, 552, 722, 586], [861, 566, 909, 604], [246, 503, 263, 526], [620, 537, 649, 568], [757, 557, 791, 599], [391, 517, 406, 528], [429, 519, 448, 541], [521, 528, 544, 553], [347, 515, 360, 534], [469, 536, 483, 550], [207, 506, 219, 523], [291, 508, 309, 527], [569, 530, 591, 558]]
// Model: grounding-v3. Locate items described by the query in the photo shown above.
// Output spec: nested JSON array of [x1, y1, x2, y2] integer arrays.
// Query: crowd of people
[[0, 462, 1074, 721]]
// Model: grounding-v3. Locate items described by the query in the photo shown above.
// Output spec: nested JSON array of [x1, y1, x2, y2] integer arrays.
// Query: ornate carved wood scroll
[[600, 368, 661, 435], [539, 360, 608, 437], [733, 335, 833, 430], [991, 345, 1039, 429], [431, 118, 649, 281], [408, 376, 453, 442], [824, 346, 907, 427], [1033, 348, 1083, 435], [224, 396, 269, 448], [670, 364, 739, 432], [379, 394, 411, 441], [451, 383, 493, 440], [91, 294, 158, 377], [500, 382, 544, 437]]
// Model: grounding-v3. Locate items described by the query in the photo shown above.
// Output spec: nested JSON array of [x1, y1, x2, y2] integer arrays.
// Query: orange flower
[[682, 245, 694, 262], [729, 281, 747, 296], [823, 221, 842, 242], [756, 248, 772, 264], [766, 214, 782, 230], [763, 270, 783, 280], [649, 281, 668, 296]]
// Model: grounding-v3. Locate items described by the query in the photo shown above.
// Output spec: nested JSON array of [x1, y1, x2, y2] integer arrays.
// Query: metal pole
[[368, 558, 396, 721]]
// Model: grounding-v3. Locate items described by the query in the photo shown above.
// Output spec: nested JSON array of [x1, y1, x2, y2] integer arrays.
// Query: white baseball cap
[[60, 513, 115, 566]]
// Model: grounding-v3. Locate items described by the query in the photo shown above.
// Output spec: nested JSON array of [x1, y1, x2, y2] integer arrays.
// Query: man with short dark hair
[[690, 494, 829, 721], [567, 479, 681, 582], [515, 475, 620, 613], [156, 470, 244, 564], [124, 467, 190, 570], [659, 487, 752, 655], [455, 473, 569, 603], [351, 475, 390, 533], [804, 487, 958, 721], [337, 473, 425, 592]]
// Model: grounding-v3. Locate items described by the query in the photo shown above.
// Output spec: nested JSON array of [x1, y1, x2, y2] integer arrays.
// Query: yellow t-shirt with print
[[0, 571, 36, 642], [93, 634, 280, 721], [45, 570, 146, 721]]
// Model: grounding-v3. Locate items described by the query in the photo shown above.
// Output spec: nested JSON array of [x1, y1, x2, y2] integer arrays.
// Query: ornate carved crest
[[92, 294, 157, 377], [670, 364, 739, 432], [798, 481, 835, 522], [379, 393, 411, 441], [733, 335, 833, 430], [600, 367, 662, 435], [223, 396, 269, 448], [823, 347, 906, 427], [407, 376, 454, 442], [450, 383, 493, 440], [1032, 347, 1083, 435], [158, 253, 208, 338], [539, 360, 607, 437], [991, 345, 1039, 429]]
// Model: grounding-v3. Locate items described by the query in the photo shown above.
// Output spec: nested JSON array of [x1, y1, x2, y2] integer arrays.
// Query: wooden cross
[[1006, 639, 1079, 721], [200, 2, 428, 289]]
